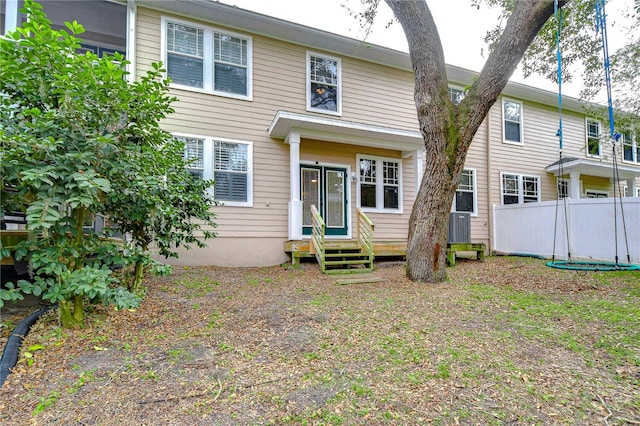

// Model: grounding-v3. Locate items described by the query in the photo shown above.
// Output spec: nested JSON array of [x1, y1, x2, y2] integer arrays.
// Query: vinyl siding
[[464, 117, 490, 245], [135, 7, 421, 243], [486, 96, 638, 205]]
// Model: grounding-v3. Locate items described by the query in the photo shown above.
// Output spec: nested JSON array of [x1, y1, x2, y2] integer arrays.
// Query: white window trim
[[356, 154, 403, 214], [161, 16, 253, 101], [306, 51, 342, 116], [173, 132, 253, 207], [621, 132, 639, 164], [500, 172, 541, 204], [502, 98, 524, 146], [452, 168, 477, 217], [585, 189, 608, 198], [585, 118, 602, 158]]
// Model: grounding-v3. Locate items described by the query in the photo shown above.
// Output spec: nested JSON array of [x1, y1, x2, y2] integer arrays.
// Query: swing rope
[[551, 0, 572, 263], [595, 0, 633, 266]]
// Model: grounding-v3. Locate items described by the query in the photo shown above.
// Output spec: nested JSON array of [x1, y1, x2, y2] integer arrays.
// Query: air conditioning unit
[[448, 212, 471, 243]]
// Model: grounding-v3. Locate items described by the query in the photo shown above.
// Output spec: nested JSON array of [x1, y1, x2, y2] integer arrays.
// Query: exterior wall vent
[[448, 212, 471, 243]]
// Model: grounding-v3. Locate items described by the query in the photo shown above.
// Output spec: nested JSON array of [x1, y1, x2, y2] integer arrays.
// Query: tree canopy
[[482, 0, 640, 134]]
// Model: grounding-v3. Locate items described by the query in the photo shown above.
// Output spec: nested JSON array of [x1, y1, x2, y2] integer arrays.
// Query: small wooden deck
[[285, 239, 486, 267], [284, 239, 407, 266]]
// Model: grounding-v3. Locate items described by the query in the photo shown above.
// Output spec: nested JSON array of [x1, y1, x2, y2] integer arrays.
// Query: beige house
[[3, 0, 639, 267]]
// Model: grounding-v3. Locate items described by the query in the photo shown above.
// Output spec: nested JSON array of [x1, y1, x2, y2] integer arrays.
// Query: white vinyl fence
[[493, 198, 640, 264]]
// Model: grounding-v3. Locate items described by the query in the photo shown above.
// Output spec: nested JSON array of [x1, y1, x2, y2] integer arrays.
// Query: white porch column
[[4, 0, 19, 34], [413, 150, 424, 196], [126, 0, 137, 83], [569, 171, 581, 199], [627, 178, 638, 197], [286, 131, 302, 240]]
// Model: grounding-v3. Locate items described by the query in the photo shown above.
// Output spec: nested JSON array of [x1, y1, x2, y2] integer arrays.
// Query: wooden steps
[[323, 245, 373, 274]]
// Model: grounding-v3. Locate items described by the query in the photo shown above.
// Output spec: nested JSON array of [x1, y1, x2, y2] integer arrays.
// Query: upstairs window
[[163, 18, 252, 99], [307, 52, 341, 115], [501, 173, 540, 204], [502, 99, 523, 145], [586, 119, 601, 157], [622, 131, 639, 163], [449, 86, 465, 105], [454, 169, 476, 214], [358, 155, 401, 212]]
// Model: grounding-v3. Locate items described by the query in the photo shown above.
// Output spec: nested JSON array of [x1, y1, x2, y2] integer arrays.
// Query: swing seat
[[546, 260, 640, 271]]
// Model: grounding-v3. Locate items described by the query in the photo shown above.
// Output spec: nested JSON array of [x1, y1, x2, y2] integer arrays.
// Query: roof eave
[[268, 111, 424, 154]]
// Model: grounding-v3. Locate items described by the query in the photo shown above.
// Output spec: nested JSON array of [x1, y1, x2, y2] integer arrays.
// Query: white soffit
[[268, 111, 424, 153], [546, 158, 640, 180]]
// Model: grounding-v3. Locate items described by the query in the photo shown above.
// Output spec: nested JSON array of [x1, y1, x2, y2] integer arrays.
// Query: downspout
[[486, 105, 493, 254], [3, 0, 19, 35], [126, 0, 137, 83], [414, 149, 424, 197]]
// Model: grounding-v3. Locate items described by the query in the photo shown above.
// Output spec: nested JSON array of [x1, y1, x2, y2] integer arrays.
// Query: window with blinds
[[178, 136, 205, 179], [163, 18, 252, 99], [214, 141, 248, 202], [175, 133, 253, 206]]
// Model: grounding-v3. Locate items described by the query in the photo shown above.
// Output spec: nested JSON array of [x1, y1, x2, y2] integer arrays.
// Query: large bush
[[0, 0, 217, 326]]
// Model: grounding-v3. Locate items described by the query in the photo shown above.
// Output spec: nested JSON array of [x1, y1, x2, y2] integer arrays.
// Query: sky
[[218, 0, 635, 99]]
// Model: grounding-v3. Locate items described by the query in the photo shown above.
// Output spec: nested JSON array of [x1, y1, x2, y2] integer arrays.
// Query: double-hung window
[[163, 18, 252, 99], [213, 141, 250, 203], [449, 86, 465, 105], [557, 178, 569, 199], [454, 169, 476, 215], [622, 131, 639, 163], [501, 173, 540, 204], [357, 155, 401, 212], [307, 52, 341, 115], [586, 119, 602, 157], [176, 134, 253, 206], [182, 136, 205, 179], [502, 98, 523, 145]]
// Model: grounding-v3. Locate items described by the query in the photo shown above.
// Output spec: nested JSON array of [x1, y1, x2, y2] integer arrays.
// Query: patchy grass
[[0, 257, 638, 425]]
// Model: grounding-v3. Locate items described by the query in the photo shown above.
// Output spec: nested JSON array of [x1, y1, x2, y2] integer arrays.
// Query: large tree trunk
[[385, 0, 565, 282]]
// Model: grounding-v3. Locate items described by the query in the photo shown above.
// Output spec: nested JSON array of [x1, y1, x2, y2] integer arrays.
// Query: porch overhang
[[268, 110, 424, 157], [545, 157, 640, 180]]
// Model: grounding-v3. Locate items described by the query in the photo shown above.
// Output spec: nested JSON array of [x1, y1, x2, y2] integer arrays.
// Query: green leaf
[[26, 344, 45, 352]]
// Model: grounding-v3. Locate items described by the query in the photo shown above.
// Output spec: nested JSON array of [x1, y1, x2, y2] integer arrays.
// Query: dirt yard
[[0, 256, 638, 425]]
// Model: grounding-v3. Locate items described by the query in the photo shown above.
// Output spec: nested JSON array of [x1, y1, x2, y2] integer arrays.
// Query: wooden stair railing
[[308, 205, 376, 274], [356, 208, 374, 271], [310, 204, 326, 272]]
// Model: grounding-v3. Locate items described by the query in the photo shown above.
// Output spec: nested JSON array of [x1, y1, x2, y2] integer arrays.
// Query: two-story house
[[3, 0, 639, 267]]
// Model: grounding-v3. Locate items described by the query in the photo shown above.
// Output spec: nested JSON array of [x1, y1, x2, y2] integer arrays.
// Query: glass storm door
[[301, 165, 348, 236]]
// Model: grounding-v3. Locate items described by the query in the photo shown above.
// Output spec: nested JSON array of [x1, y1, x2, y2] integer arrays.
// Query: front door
[[301, 165, 348, 236]]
